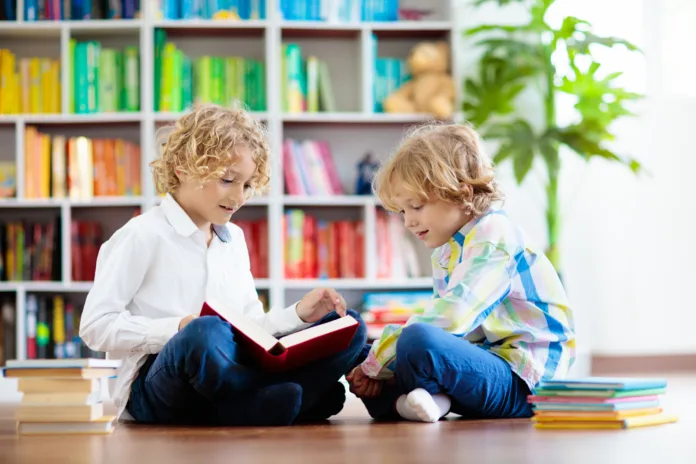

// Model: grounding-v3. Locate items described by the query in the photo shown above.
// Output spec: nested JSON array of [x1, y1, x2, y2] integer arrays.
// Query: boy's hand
[[346, 366, 383, 398], [296, 288, 347, 323], [178, 315, 197, 331]]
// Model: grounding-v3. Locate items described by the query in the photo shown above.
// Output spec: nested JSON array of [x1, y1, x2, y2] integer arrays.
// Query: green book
[[154, 29, 167, 112], [86, 41, 100, 113], [181, 56, 193, 111], [74, 43, 89, 114], [211, 57, 224, 105], [124, 46, 139, 111], [171, 48, 183, 112], [196, 56, 212, 104], [98, 49, 117, 112], [69, 39, 76, 113]]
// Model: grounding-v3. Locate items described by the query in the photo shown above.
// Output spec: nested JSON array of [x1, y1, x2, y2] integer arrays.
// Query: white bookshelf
[[0, 0, 461, 362]]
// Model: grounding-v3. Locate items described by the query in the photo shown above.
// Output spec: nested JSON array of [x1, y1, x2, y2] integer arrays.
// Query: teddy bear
[[382, 41, 455, 120]]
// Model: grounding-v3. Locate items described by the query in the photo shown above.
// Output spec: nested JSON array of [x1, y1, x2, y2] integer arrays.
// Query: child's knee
[[178, 316, 230, 357], [396, 323, 441, 359]]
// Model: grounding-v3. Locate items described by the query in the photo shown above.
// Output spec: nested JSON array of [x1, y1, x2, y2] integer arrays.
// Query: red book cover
[[200, 298, 359, 373]]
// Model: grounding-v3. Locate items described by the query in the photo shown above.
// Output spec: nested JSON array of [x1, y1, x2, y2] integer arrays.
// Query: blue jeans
[[126, 309, 367, 426], [355, 323, 533, 420]]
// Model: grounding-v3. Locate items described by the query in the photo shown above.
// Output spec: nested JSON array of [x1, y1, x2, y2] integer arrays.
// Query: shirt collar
[[160, 193, 231, 243], [433, 207, 500, 269]]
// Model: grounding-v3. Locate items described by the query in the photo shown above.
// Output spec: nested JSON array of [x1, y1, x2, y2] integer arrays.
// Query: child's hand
[[346, 366, 383, 398], [178, 315, 197, 331], [296, 288, 347, 323]]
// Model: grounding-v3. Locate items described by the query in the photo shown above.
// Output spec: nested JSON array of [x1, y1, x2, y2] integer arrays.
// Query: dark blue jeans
[[126, 309, 367, 426], [356, 323, 533, 420]]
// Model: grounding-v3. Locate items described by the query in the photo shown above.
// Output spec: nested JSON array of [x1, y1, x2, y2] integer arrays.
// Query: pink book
[[527, 395, 659, 404], [317, 141, 343, 194], [283, 139, 304, 195]]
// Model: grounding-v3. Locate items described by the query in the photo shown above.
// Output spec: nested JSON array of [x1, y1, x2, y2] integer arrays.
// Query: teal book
[[537, 377, 668, 391]]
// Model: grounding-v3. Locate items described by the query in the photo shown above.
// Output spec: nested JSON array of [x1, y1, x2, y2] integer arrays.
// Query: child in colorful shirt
[[346, 123, 576, 422]]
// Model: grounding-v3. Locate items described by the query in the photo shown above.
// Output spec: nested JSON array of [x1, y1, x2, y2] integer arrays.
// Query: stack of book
[[529, 377, 679, 430], [2, 358, 120, 435]]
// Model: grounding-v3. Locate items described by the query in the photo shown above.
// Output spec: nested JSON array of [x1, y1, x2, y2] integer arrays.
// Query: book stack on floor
[[2, 358, 120, 435], [529, 377, 679, 430]]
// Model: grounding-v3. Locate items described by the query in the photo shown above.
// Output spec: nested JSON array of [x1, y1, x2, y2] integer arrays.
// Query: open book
[[200, 298, 359, 372]]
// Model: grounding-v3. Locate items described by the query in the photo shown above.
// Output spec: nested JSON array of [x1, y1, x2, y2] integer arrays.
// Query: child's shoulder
[[468, 208, 528, 251], [104, 206, 169, 246]]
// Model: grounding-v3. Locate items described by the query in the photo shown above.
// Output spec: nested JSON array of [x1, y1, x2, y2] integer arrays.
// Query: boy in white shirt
[[79, 104, 367, 426]]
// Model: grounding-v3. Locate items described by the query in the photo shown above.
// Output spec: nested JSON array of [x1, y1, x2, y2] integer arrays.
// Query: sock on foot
[[396, 388, 450, 423]]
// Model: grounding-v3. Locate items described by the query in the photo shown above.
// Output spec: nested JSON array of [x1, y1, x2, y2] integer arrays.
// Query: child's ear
[[459, 182, 473, 204]]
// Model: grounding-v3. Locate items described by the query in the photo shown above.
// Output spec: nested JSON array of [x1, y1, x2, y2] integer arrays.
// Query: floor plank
[[1, 375, 694, 464]]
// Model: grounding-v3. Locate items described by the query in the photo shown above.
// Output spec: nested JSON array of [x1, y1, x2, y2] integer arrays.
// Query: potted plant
[[462, 0, 643, 271]]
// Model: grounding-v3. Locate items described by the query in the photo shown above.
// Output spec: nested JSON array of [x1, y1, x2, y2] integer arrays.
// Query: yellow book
[[51, 135, 67, 197], [29, 58, 41, 113], [17, 415, 116, 435], [20, 58, 30, 113], [40, 133, 51, 198], [532, 412, 678, 430]]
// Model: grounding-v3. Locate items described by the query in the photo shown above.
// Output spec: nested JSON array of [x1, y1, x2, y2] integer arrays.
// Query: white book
[[5, 358, 121, 370]]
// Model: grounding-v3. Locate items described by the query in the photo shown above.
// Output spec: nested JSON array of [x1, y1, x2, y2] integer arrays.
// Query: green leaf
[[566, 32, 640, 55], [554, 126, 642, 173], [493, 143, 514, 164], [555, 16, 591, 41], [465, 24, 522, 36], [513, 146, 535, 183], [482, 119, 539, 184]]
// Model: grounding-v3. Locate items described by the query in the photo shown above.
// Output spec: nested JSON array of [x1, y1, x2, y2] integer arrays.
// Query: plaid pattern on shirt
[[360, 208, 576, 389]]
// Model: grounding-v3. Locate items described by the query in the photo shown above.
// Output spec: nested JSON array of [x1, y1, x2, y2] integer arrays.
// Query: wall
[[456, 0, 696, 358]]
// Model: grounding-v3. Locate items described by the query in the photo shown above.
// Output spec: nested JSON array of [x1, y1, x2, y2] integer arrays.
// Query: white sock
[[396, 388, 451, 423]]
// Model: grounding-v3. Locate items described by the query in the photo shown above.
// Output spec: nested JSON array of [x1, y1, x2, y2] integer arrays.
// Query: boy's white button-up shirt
[[79, 193, 309, 420]]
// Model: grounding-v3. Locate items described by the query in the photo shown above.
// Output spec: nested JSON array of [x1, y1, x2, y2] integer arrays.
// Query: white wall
[[457, 0, 696, 357]]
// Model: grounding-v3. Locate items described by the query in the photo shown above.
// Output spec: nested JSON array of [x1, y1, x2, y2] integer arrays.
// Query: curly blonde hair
[[374, 122, 504, 216], [150, 103, 271, 196]]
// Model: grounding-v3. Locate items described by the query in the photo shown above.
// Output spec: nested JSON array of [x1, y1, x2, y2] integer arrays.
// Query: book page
[[279, 315, 357, 348], [204, 297, 279, 351]]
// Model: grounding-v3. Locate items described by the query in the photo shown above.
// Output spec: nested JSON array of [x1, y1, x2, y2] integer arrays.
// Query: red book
[[200, 298, 360, 373]]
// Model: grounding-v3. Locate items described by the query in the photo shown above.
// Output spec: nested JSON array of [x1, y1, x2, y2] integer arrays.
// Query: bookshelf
[[0, 0, 462, 363]]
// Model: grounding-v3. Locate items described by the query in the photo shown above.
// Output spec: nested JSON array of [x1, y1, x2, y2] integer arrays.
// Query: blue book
[[537, 377, 668, 391]]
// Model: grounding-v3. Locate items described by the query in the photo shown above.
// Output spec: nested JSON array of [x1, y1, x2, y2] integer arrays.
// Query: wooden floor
[[1, 375, 694, 464]]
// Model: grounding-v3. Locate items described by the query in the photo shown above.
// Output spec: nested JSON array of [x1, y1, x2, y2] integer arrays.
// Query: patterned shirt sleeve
[[361, 241, 515, 379]]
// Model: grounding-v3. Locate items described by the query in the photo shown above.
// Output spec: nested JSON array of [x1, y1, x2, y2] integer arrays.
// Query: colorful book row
[[279, 0, 399, 22], [283, 209, 364, 279], [69, 40, 140, 114], [24, 127, 142, 200], [282, 44, 336, 113], [0, 50, 60, 115], [282, 138, 342, 196], [0, 218, 61, 282], [158, 0, 264, 20], [25, 294, 103, 360], [154, 30, 265, 112], [21, 0, 139, 21]]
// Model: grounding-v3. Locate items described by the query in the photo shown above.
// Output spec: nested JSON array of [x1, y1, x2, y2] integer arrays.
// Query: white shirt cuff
[[269, 302, 312, 336]]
